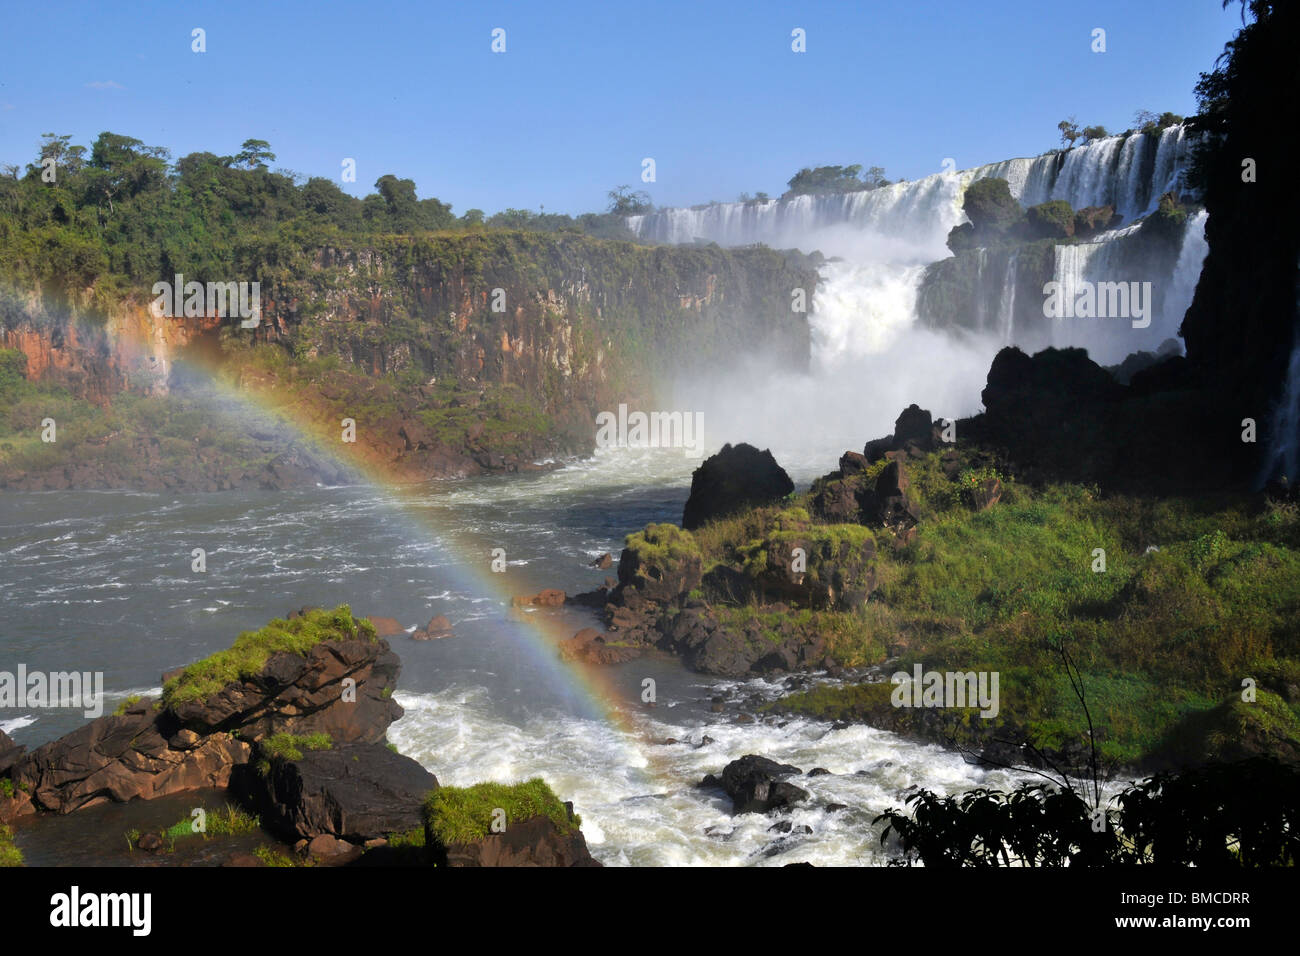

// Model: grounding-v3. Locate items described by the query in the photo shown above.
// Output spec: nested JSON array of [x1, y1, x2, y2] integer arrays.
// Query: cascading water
[[636, 126, 1207, 438]]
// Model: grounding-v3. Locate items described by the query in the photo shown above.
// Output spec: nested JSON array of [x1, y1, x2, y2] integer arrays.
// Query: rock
[[306, 833, 363, 864], [11, 635, 402, 815], [807, 767, 831, 777], [557, 628, 643, 664], [875, 459, 918, 528], [512, 589, 566, 607], [235, 741, 437, 844], [224, 853, 263, 867], [616, 524, 703, 604], [364, 616, 404, 637], [435, 807, 602, 867], [411, 615, 454, 641], [717, 755, 808, 814], [10, 703, 251, 815], [167, 638, 403, 745], [590, 552, 613, 570], [682, 443, 794, 530], [0, 729, 25, 775], [825, 803, 848, 813], [137, 832, 163, 853]]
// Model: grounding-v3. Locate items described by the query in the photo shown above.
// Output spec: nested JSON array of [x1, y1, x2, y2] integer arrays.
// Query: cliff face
[[5, 232, 815, 416], [0, 232, 817, 488]]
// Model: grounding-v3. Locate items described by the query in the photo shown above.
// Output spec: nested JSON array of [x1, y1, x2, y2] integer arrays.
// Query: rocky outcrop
[[703, 755, 809, 814], [9, 698, 250, 815], [234, 741, 437, 844], [682, 443, 794, 530], [7, 629, 402, 815], [167, 639, 403, 745], [434, 806, 601, 868]]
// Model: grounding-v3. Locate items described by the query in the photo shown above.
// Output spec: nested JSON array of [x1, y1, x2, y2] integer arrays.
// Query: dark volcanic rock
[[716, 754, 809, 814], [235, 741, 437, 843], [433, 805, 602, 867], [682, 443, 794, 530]]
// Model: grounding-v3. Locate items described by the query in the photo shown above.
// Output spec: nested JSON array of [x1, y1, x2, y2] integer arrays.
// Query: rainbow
[[4, 300, 677, 786]]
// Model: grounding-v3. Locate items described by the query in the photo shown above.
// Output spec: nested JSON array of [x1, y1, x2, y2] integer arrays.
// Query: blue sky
[[0, 0, 1243, 216]]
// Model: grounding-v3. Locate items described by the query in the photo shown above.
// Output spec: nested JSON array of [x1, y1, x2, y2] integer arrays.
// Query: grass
[[132, 803, 262, 852], [0, 823, 21, 867], [690, 448, 1300, 768], [253, 845, 307, 867], [254, 732, 333, 776], [113, 694, 142, 716], [423, 778, 577, 846], [162, 605, 376, 707]]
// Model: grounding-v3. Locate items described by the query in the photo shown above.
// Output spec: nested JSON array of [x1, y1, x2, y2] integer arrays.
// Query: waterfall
[[1263, 272, 1300, 485], [636, 128, 1204, 454]]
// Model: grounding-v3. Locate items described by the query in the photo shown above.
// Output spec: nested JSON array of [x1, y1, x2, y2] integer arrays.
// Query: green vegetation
[[162, 605, 375, 707], [692, 445, 1300, 768], [149, 803, 261, 851], [423, 778, 577, 845], [0, 778, 14, 799], [259, 732, 333, 762], [1025, 199, 1076, 239], [783, 164, 891, 198], [252, 845, 306, 867], [112, 695, 142, 716], [877, 757, 1298, 867], [624, 523, 700, 569], [0, 822, 21, 867]]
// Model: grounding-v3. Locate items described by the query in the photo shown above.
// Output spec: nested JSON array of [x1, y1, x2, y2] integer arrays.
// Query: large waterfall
[[639, 127, 1208, 462]]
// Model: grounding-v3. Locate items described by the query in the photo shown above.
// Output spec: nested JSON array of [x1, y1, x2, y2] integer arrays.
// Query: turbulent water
[[0, 450, 1036, 866]]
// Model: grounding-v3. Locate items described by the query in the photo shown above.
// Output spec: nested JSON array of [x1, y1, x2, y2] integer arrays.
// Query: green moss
[[113, 695, 142, 716], [0, 778, 13, 799], [423, 778, 577, 845], [162, 605, 376, 708]]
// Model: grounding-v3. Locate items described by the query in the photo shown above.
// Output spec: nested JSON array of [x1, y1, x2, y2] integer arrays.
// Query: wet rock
[[364, 616, 405, 637], [512, 588, 566, 607], [717, 755, 808, 814], [807, 767, 831, 777], [590, 552, 613, 570], [411, 615, 454, 640]]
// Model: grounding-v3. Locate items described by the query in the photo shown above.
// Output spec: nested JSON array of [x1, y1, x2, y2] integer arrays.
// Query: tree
[[1057, 116, 1081, 148], [606, 185, 652, 216], [1080, 125, 1109, 142], [233, 139, 276, 170], [783, 163, 888, 198]]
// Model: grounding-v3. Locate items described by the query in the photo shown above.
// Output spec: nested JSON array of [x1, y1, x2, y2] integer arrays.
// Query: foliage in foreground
[[876, 757, 1299, 867]]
